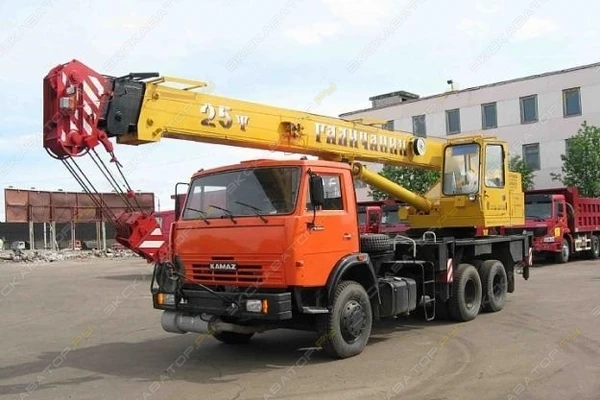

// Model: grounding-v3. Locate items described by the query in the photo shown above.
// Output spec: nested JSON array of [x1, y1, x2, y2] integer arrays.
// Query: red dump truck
[[503, 187, 600, 263], [357, 200, 410, 236]]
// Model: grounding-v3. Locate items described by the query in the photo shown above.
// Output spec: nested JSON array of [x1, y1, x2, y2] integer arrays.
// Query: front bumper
[[533, 238, 561, 253], [153, 288, 293, 321]]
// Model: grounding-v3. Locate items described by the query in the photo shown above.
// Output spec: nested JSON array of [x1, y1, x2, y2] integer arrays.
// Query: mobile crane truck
[[42, 60, 532, 359]]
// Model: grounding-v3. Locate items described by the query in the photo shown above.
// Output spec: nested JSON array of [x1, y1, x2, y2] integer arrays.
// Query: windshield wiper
[[182, 207, 210, 225], [210, 204, 238, 224], [235, 201, 268, 223]]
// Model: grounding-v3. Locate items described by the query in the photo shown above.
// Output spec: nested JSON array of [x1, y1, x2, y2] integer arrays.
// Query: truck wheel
[[360, 234, 393, 253], [448, 263, 482, 322], [317, 280, 372, 359], [480, 260, 507, 313], [586, 235, 600, 259], [555, 238, 570, 263], [212, 331, 254, 344]]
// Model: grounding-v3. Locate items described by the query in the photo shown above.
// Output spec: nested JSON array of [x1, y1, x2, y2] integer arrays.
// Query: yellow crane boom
[[43, 60, 524, 229]]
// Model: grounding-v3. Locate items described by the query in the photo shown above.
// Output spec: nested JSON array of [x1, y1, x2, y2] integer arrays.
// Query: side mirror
[[309, 174, 324, 208]]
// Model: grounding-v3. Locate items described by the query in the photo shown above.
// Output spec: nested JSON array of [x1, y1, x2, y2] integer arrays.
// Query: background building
[[342, 62, 600, 200]]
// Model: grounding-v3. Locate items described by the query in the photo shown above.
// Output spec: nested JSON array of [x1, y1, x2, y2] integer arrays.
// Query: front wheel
[[555, 238, 570, 263], [317, 281, 373, 359]]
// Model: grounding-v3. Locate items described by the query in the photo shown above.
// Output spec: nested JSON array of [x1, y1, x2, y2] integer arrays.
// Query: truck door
[[367, 207, 381, 233], [554, 200, 567, 237], [483, 143, 508, 220], [300, 170, 359, 285]]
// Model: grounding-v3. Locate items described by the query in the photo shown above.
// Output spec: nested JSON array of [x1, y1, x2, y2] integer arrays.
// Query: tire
[[448, 263, 482, 322], [212, 331, 254, 344], [360, 234, 393, 253], [586, 235, 600, 259], [555, 238, 570, 263], [317, 281, 373, 359], [479, 260, 507, 313]]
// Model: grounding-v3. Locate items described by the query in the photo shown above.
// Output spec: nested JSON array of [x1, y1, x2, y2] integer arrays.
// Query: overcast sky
[[0, 0, 596, 219]]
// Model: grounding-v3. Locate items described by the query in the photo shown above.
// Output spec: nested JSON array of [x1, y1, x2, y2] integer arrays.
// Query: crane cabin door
[[300, 169, 359, 286], [482, 143, 509, 225]]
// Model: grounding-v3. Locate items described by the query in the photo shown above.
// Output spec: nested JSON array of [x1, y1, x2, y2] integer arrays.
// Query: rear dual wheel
[[479, 260, 507, 313], [586, 235, 600, 260], [448, 263, 482, 321]]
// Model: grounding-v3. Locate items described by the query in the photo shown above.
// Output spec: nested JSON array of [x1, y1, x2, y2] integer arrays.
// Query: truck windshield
[[525, 201, 552, 220], [382, 209, 404, 225], [443, 143, 480, 195], [182, 167, 301, 220]]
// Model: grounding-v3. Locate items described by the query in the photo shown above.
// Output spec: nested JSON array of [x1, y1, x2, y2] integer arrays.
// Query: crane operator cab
[[443, 143, 481, 195], [410, 137, 524, 230]]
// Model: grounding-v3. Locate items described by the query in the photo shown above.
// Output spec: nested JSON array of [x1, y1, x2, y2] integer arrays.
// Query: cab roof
[[190, 158, 351, 179]]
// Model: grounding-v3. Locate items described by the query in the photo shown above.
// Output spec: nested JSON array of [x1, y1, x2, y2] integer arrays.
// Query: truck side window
[[306, 174, 344, 211], [485, 144, 505, 188], [556, 202, 564, 217]]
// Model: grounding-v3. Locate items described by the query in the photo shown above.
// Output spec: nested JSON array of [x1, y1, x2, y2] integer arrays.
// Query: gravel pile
[[0, 248, 139, 263]]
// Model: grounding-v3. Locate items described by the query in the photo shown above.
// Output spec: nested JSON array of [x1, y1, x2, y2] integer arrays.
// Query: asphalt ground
[[1, 257, 599, 400]]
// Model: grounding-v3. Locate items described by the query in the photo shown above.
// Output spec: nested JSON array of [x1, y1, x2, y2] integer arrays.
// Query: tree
[[509, 155, 535, 191], [551, 121, 600, 197], [368, 165, 441, 201]]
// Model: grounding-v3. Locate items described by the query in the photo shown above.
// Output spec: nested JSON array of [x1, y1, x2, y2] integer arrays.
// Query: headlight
[[246, 299, 263, 313], [468, 193, 477, 201], [542, 236, 555, 243]]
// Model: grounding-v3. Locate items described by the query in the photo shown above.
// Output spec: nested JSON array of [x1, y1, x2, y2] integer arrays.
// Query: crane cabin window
[[443, 144, 480, 195], [182, 167, 301, 220]]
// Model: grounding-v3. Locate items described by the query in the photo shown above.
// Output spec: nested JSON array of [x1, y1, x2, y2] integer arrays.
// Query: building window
[[565, 137, 573, 154], [383, 120, 394, 131], [481, 102, 497, 129], [563, 87, 581, 117], [412, 115, 426, 137], [520, 95, 538, 124], [446, 109, 461, 134], [522, 143, 540, 171], [353, 178, 367, 189]]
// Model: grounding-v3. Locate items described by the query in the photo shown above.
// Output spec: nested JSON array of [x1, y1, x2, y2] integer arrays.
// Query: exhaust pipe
[[161, 311, 268, 335]]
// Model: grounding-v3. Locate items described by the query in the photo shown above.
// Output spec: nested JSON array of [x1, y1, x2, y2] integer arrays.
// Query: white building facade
[[342, 62, 600, 201]]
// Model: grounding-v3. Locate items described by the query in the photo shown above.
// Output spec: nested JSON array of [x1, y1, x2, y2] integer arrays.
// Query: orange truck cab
[[171, 159, 360, 291]]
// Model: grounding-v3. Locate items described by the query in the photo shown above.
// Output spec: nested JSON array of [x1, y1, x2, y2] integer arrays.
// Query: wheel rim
[[492, 272, 505, 300], [464, 279, 477, 309], [563, 240, 569, 260], [341, 299, 367, 343], [594, 238, 599, 256]]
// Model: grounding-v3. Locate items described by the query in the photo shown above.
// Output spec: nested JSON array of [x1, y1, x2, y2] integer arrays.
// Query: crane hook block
[[43, 59, 115, 159]]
